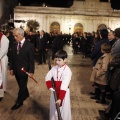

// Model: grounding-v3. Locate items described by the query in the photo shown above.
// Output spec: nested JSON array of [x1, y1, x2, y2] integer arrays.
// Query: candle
[[21, 68, 38, 84], [21, 68, 26, 73]]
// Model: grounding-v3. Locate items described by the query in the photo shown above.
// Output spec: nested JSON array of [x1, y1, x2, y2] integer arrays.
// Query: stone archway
[[50, 22, 60, 33], [74, 23, 83, 33], [97, 24, 107, 31]]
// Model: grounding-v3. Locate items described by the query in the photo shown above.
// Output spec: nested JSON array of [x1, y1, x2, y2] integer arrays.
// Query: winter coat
[[90, 53, 111, 85]]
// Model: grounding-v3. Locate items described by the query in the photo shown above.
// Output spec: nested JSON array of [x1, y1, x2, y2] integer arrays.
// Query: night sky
[[19, 0, 120, 9], [19, 0, 74, 7]]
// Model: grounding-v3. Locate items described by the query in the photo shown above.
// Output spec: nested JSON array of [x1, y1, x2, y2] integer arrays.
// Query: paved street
[[0, 45, 108, 120]]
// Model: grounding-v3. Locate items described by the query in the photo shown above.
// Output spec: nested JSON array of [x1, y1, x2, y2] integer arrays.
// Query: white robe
[[50, 89, 71, 120], [45, 65, 72, 120], [0, 35, 9, 97]]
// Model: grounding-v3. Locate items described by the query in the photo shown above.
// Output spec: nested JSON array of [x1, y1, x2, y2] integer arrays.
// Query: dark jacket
[[91, 38, 109, 66], [10, 40, 34, 76], [73, 37, 80, 48], [109, 39, 116, 47], [52, 35, 63, 51], [36, 35, 47, 50]]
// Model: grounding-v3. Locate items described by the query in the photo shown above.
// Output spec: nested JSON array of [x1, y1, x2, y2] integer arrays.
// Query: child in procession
[[90, 43, 111, 104], [45, 50, 72, 120]]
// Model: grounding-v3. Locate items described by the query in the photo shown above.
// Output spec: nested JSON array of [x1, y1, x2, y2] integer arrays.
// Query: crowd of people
[[89, 28, 120, 120], [0, 27, 120, 120]]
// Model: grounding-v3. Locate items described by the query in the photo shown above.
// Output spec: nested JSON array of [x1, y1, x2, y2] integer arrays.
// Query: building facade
[[14, 0, 120, 33]]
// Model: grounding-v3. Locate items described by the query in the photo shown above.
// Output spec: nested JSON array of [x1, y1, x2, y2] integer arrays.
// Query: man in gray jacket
[[111, 28, 120, 56]]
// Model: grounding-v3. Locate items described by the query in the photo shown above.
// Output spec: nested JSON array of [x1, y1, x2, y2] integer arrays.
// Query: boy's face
[[56, 58, 66, 67]]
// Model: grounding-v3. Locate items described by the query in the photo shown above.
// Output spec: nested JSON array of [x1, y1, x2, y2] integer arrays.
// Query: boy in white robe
[[45, 50, 72, 120]]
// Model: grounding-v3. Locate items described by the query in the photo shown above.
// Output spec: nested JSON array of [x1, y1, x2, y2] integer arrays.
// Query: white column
[[42, 15, 47, 32], [39, 14, 44, 31]]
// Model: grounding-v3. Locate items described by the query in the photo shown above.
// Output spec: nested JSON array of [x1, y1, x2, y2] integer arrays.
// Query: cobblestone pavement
[[0, 44, 109, 120]]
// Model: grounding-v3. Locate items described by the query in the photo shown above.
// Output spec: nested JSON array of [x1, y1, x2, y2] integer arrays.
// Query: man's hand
[[29, 73, 33, 78], [56, 99, 61, 106]]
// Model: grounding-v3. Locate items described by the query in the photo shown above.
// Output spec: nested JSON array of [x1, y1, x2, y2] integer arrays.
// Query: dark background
[[19, 0, 120, 9], [19, 0, 74, 7]]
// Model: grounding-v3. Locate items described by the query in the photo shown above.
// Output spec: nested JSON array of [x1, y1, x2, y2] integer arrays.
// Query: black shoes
[[96, 100, 106, 104], [11, 94, 29, 110], [23, 94, 29, 100], [0, 97, 3, 102], [11, 102, 23, 110], [90, 96, 100, 100], [99, 110, 110, 120]]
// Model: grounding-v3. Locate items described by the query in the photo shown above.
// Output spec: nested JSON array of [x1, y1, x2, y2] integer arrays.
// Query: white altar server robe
[[45, 64, 72, 120]]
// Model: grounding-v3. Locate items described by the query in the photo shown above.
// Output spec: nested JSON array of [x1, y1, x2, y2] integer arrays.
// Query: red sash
[[0, 32, 3, 89]]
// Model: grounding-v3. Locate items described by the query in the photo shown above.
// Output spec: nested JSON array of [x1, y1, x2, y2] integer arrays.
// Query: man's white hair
[[13, 28, 24, 36]]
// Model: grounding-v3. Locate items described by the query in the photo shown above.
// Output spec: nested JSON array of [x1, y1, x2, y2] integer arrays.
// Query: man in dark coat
[[109, 28, 120, 93], [90, 29, 109, 99], [91, 29, 109, 66], [108, 31, 116, 47], [36, 30, 47, 64], [52, 33, 63, 60], [10, 28, 34, 110]]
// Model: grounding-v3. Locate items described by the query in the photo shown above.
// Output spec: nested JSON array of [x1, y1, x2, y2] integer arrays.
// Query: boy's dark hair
[[55, 50, 67, 60], [101, 43, 111, 53]]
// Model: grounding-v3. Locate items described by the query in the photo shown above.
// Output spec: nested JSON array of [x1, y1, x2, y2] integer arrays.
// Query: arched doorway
[[74, 23, 83, 33], [97, 24, 107, 31], [50, 22, 60, 33]]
